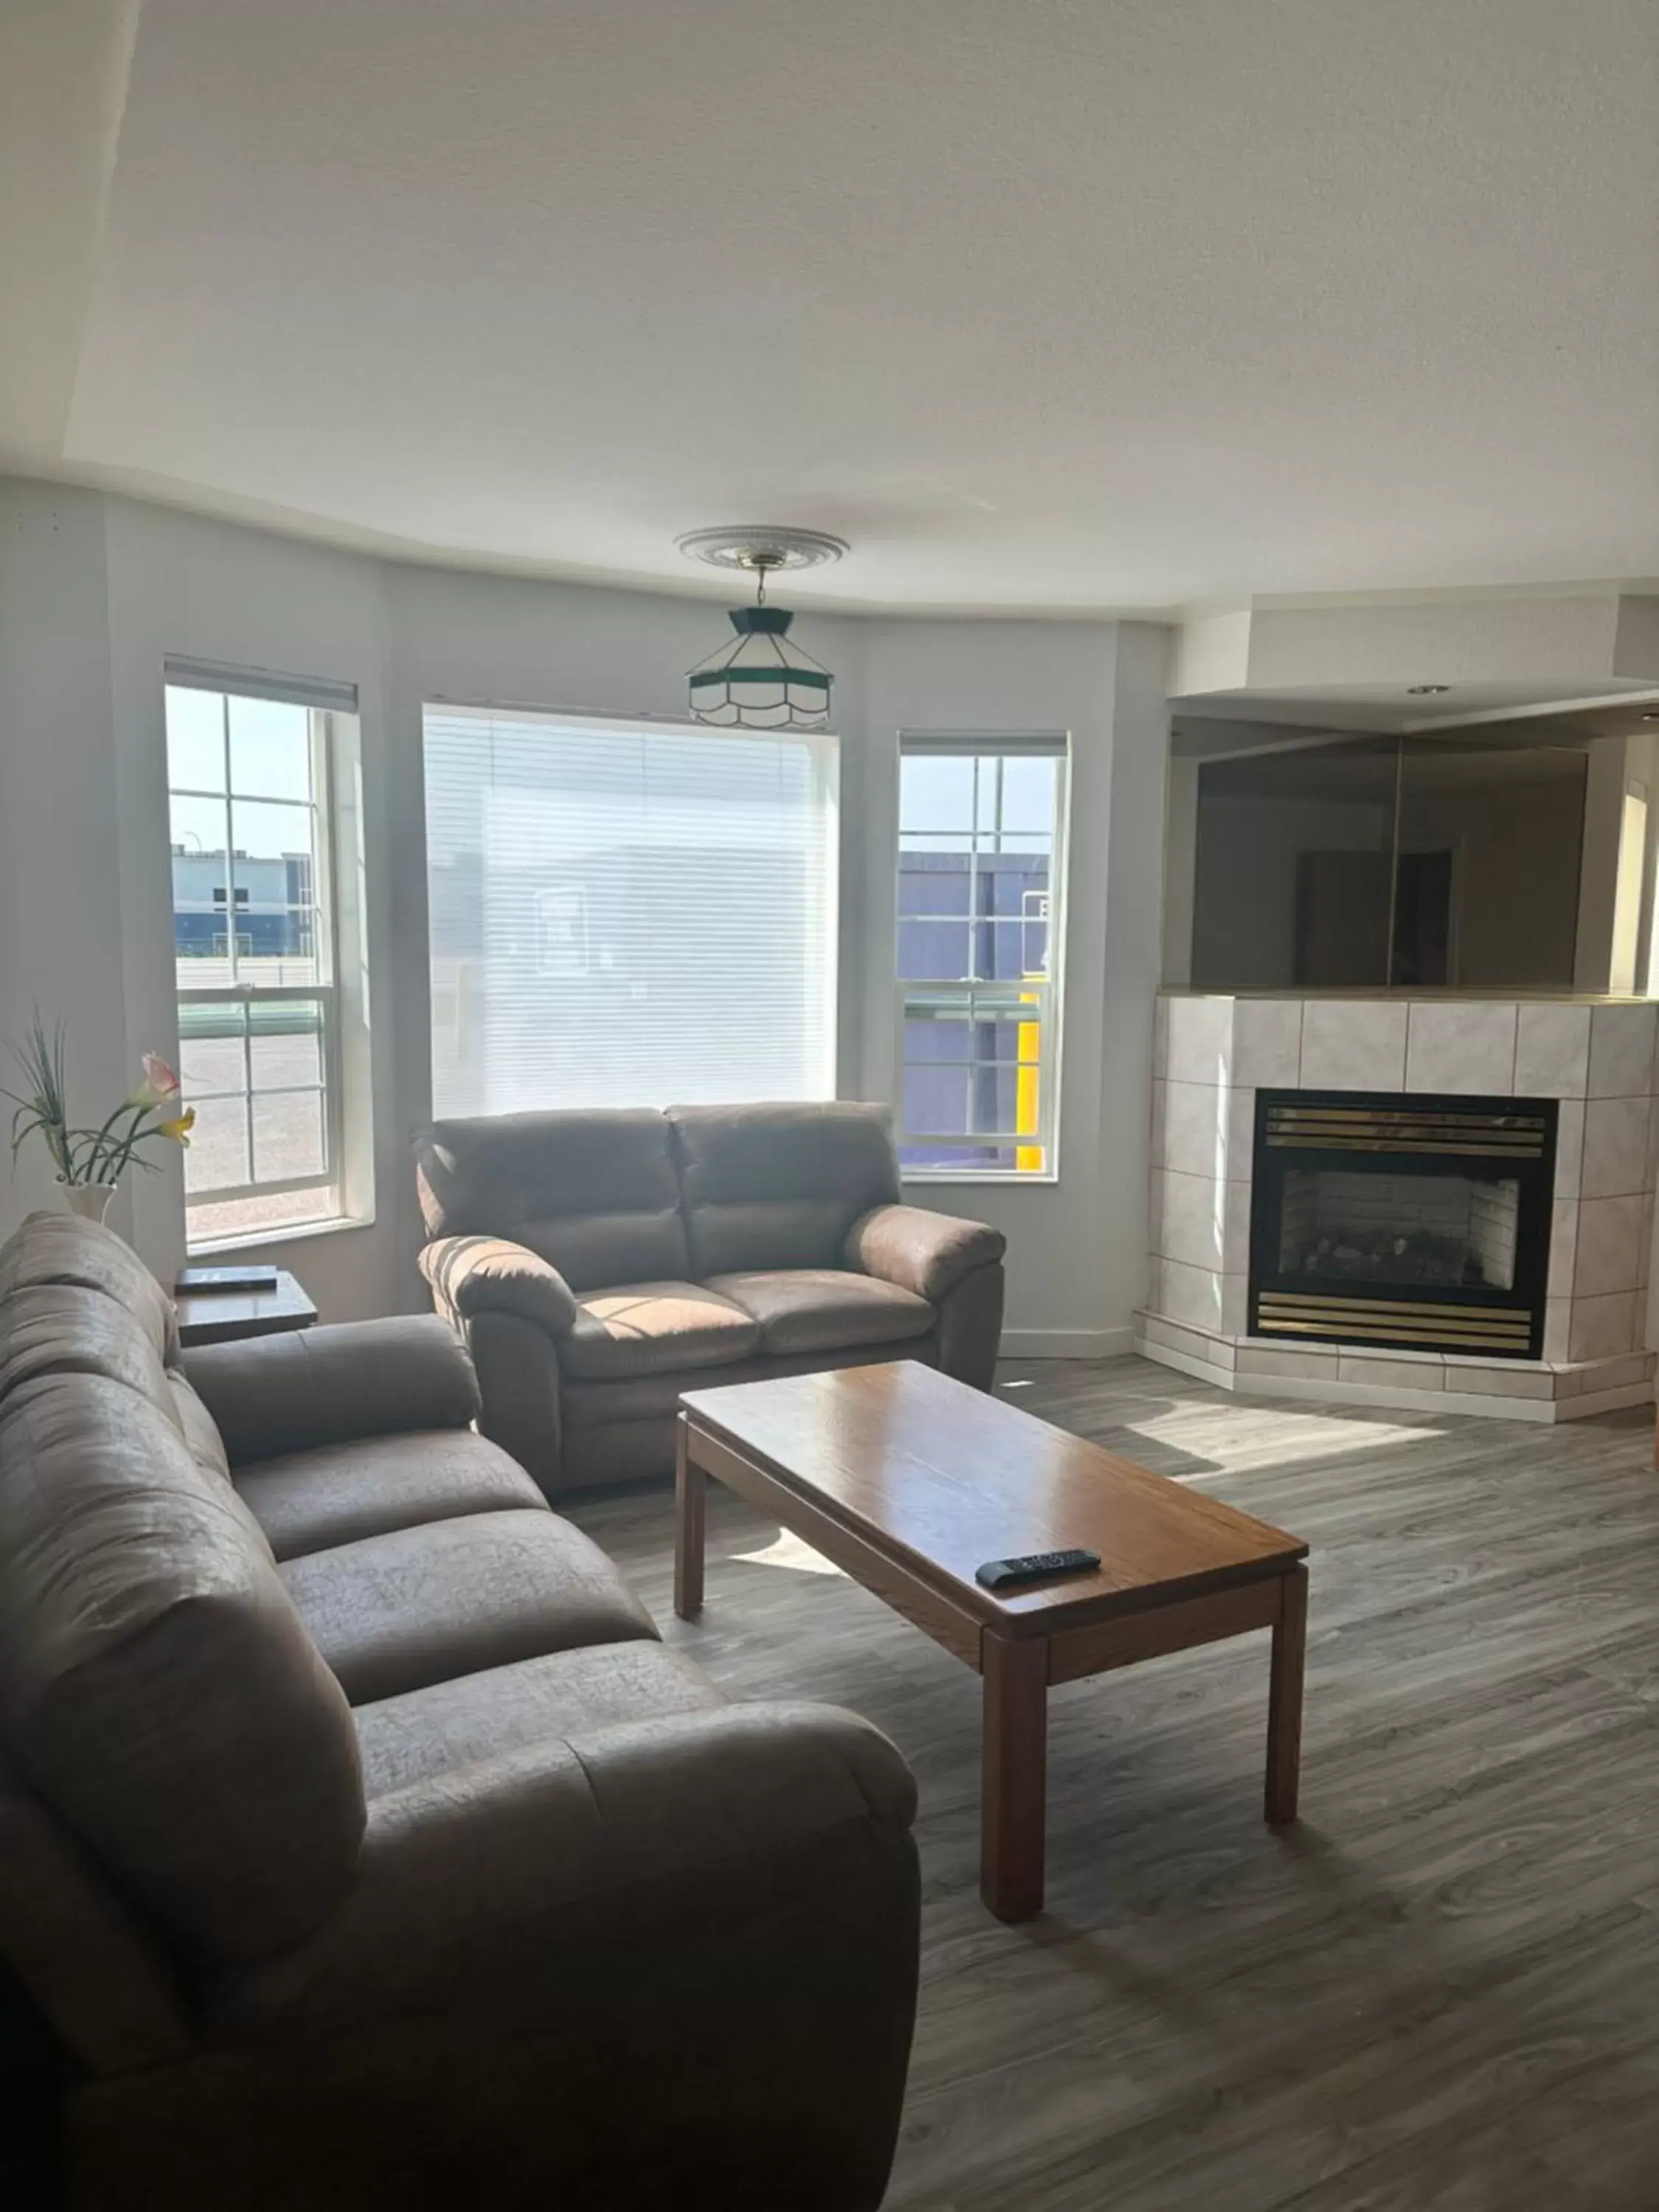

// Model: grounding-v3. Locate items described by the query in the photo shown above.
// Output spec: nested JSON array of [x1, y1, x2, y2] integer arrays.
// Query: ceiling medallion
[[678, 528, 848, 731]]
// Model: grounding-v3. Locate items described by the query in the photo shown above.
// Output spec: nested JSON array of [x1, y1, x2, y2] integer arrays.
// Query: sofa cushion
[[185, 1315, 479, 1467], [415, 1109, 689, 1290], [703, 1270, 936, 1358], [237, 1430, 546, 1561], [0, 1211, 180, 1368], [168, 1371, 232, 1482], [669, 1103, 902, 1276], [353, 1644, 726, 1799], [0, 1214, 189, 1454], [566, 1327, 942, 1433], [280, 1509, 657, 1705], [563, 1279, 761, 1381], [0, 1368, 365, 1964]]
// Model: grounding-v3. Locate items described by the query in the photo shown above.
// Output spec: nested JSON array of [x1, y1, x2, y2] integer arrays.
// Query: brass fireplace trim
[[1263, 1102, 1549, 1161], [1264, 1290, 1523, 1321], [1255, 1289, 1532, 1353]]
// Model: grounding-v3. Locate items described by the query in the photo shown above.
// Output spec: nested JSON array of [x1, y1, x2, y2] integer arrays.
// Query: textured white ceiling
[[31, 0, 1659, 609]]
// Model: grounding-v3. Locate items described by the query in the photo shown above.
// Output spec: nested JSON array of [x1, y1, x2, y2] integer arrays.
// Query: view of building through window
[[166, 681, 343, 1245], [897, 738, 1067, 1175]]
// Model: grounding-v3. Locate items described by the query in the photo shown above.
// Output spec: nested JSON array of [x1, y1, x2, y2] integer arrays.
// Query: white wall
[[1, 476, 1166, 1346], [0, 482, 129, 1227], [855, 619, 1170, 1354]]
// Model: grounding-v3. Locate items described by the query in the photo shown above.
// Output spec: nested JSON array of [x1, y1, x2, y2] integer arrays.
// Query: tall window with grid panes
[[165, 675, 352, 1246], [896, 734, 1068, 1178]]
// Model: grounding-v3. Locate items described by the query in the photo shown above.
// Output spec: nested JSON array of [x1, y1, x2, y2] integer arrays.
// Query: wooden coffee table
[[675, 1361, 1309, 1921]]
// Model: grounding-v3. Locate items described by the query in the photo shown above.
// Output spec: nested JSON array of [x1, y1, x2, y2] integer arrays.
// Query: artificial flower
[[8, 1022, 197, 1188], [127, 1052, 182, 1110]]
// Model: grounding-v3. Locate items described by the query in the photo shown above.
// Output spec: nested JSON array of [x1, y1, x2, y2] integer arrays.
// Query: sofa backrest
[[0, 1214, 366, 1969], [416, 1109, 689, 1290], [669, 1102, 902, 1276]]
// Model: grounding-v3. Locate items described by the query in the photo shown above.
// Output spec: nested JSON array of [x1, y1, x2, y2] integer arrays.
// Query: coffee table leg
[[1265, 1565, 1308, 1826], [981, 1630, 1048, 1921], [674, 1415, 705, 1621]]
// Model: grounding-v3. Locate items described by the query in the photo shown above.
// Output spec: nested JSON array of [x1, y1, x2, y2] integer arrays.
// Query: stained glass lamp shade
[[687, 602, 832, 731]]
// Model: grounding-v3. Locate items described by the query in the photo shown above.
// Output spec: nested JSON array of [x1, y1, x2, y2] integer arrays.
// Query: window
[[166, 670, 358, 1246], [424, 706, 838, 1116], [897, 734, 1068, 1178]]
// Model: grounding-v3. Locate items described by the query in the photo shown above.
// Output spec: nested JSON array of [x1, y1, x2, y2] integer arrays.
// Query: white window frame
[[167, 668, 355, 1251], [894, 732, 1070, 1185]]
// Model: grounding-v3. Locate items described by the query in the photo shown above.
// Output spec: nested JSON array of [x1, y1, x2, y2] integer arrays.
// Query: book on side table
[[175, 1265, 280, 1293], [173, 1266, 317, 1349]]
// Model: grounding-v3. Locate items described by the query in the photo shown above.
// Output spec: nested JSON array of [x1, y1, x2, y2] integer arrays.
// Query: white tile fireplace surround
[[1141, 995, 1659, 1422]]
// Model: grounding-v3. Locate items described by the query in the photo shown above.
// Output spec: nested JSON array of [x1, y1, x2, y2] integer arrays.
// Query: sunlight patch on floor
[[1121, 1407, 1455, 1465], [732, 1529, 845, 1576]]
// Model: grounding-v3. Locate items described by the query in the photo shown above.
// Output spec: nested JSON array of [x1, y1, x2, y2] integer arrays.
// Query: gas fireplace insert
[[1248, 1091, 1558, 1359]]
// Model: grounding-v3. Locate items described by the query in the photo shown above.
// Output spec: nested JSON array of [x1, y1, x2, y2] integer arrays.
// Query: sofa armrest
[[182, 1315, 480, 1466], [197, 1705, 919, 2208], [845, 1203, 1006, 1304], [211, 1702, 917, 2039], [419, 1233, 579, 1339]]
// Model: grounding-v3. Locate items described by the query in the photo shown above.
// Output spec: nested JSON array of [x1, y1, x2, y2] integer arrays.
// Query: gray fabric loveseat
[[415, 1101, 1006, 1497]]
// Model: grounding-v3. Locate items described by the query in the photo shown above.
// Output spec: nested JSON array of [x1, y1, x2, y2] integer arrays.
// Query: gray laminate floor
[[566, 1356, 1659, 2212]]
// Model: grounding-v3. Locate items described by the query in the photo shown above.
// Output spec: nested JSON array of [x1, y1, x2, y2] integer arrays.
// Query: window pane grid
[[897, 742, 1063, 1176], [167, 681, 345, 1245]]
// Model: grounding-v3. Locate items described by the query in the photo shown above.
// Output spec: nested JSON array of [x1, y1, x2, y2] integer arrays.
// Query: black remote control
[[975, 1548, 1101, 1592]]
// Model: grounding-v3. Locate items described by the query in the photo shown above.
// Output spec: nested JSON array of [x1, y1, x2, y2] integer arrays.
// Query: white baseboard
[[999, 1326, 1137, 1361], [1133, 1335, 1235, 1391]]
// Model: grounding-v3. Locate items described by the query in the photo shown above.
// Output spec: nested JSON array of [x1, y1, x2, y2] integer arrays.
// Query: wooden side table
[[173, 1268, 318, 1349]]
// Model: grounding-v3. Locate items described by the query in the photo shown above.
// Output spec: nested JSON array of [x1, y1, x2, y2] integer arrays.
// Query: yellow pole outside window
[[1016, 983, 1042, 1173]]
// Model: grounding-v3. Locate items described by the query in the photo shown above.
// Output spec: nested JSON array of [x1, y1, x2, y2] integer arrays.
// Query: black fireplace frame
[[1248, 1089, 1559, 1360]]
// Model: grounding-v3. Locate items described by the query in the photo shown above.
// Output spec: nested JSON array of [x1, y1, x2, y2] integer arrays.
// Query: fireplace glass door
[[1275, 1166, 1520, 1293], [1250, 1092, 1557, 1358]]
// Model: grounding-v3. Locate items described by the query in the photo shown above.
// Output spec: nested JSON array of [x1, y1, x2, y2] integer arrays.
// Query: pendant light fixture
[[678, 526, 848, 730]]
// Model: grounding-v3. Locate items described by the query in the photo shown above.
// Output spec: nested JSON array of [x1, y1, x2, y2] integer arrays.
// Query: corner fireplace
[[1248, 1091, 1559, 1358]]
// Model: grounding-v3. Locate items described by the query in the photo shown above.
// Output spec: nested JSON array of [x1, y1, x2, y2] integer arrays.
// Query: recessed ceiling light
[[1407, 684, 1450, 696], [1642, 710, 1659, 722]]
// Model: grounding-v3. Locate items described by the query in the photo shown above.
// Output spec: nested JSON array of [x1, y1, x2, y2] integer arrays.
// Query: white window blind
[[424, 706, 839, 1118]]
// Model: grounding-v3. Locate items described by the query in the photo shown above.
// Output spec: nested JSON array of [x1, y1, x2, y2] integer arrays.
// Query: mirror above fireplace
[[1166, 703, 1659, 999], [1189, 736, 1589, 993]]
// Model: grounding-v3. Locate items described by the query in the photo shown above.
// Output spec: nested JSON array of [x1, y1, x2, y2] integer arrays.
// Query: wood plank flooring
[[566, 1357, 1659, 2212]]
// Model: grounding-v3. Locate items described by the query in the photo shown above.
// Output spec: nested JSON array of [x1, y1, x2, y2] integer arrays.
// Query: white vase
[[58, 1180, 118, 1225]]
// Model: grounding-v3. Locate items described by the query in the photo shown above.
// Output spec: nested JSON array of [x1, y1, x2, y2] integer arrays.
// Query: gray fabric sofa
[[0, 1212, 919, 2211], [415, 1100, 1006, 1498]]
